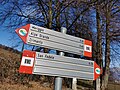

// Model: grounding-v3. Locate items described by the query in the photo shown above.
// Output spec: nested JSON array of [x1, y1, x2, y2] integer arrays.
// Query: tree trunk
[[43, 0, 53, 84], [48, 0, 52, 29], [96, 4, 102, 90], [101, 2, 111, 90], [44, 0, 53, 53], [55, 0, 61, 31]]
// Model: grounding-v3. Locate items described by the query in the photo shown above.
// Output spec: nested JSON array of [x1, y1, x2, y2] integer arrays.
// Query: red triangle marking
[[94, 62, 101, 80], [15, 24, 30, 43]]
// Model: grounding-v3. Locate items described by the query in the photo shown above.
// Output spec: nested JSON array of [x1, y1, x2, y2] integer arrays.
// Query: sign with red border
[[19, 50, 101, 80], [16, 24, 92, 57]]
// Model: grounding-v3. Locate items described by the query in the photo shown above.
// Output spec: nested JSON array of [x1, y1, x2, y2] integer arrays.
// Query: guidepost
[[19, 50, 101, 80], [54, 27, 67, 90], [16, 24, 102, 90], [15, 24, 92, 57]]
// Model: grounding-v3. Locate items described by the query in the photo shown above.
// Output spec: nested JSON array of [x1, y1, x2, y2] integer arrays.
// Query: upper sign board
[[16, 24, 92, 57], [19, 50, 101, 80]]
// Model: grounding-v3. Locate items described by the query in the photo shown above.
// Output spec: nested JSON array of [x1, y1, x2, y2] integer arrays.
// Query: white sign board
[[19, 50, 101, 80], [16, 24, 92, 57]]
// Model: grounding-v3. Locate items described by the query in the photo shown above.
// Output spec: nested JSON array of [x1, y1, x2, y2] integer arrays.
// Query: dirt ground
[[0, 83, 52, 90], [0, 82, 68, 90]]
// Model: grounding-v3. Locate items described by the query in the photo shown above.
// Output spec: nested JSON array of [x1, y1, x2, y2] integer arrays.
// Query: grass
[[77, 80, 120, 90], [0, 85, 52, 90], [0, 82, 120, 90], [0, 82, 52, 90], [0, 82, 68, 90], [107, 83, 120, 90], [0, 46, 120, 90]]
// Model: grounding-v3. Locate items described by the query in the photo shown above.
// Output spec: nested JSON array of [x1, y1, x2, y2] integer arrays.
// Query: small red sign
[[15, 24, 30, 43], [84, 40, 92, 57], [94, 62, 101, 80], [19, 50, 36, 74]]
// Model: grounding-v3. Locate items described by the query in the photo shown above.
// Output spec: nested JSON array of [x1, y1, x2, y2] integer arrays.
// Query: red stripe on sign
[[19, 66, 34, 74], [84, 52, 92, 57], [84, 40, 92, 57], [94, 62, 101, 80], [23, 50, 36, 58], [15, 24, 30, 43], [19, 50, 36, 74], [84, 40, 92, 46]]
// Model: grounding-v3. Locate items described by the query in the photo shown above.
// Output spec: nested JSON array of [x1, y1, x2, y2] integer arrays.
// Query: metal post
[[72, 78, 77, 90], [54, 27, 67, 90], [96, 77, 100, 90]]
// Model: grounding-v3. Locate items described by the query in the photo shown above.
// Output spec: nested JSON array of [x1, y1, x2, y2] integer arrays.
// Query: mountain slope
[[0, 45, 54, 90], [0, 44, 21, 83]]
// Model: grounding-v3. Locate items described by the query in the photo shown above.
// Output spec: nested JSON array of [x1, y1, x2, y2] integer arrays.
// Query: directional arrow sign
[[15, 24, 92, 57], [19, 50, 101, 80]]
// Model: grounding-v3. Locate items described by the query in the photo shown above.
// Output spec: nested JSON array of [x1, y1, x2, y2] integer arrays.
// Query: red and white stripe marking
[[19, 50, 36, 74]]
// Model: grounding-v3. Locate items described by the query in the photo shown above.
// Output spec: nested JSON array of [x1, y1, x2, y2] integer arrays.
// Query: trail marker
[[19, 50, 101, 80], [16, 24, 92, 57], [16, 24, 102, 90]]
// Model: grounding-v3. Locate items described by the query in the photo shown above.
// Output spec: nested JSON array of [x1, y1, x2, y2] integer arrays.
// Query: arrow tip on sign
[[15, 24, 30, 44], [94, 62, 102, 80]]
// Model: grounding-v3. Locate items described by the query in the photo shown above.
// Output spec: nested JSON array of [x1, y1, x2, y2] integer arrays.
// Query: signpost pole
[[72, 78, 77, 90], [96, 77, 100, 90], [54, 27, 67, 90], [16, 24, 101, 89]]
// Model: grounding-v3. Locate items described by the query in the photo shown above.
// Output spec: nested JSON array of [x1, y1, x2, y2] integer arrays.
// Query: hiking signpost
[[16, 24, 101, 90], [15, 24, 92, 57], [19, 50, 101, 80]]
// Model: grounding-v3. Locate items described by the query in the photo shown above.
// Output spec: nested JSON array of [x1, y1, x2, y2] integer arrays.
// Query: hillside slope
[[0, 45, 20, 83], [0, 44, 119, 90], [0, 45, 54, 90]]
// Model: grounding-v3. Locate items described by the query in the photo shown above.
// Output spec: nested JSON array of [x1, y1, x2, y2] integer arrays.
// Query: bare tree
[[99, 0, 120, 90], [0, 0, 120, 89]]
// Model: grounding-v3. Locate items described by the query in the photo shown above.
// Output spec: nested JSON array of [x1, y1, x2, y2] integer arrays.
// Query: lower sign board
[[19, 50, 101, 80]]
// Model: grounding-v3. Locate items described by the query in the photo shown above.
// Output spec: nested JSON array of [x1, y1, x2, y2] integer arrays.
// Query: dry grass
[[0, 82, 52, 90], [1, 82, 120, 90], [0, 82, 68, 90], [0, 48, 20, 58], [0, 47, 67, 90], [107, 83, 120, 90], [1, 45, 119, 90]]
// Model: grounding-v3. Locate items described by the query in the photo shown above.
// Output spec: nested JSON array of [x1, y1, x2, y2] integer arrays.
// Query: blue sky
[[0, 1, 119, 68], [0, 25, 25, 51], [0, 29, 12, 46], [0, 3, 14, 47]]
